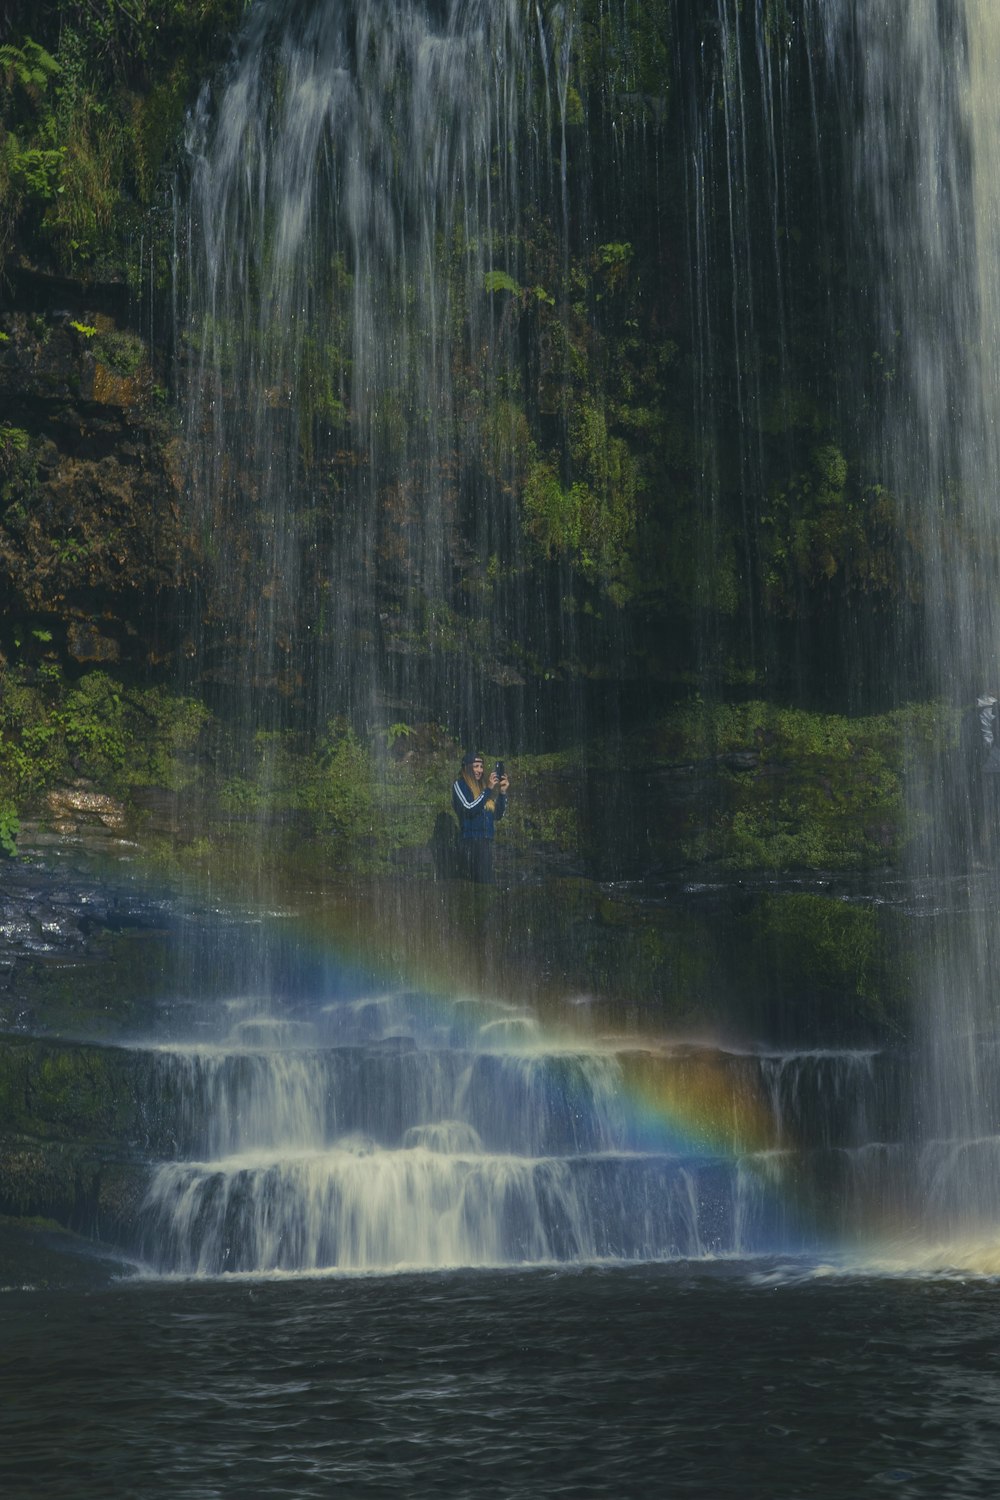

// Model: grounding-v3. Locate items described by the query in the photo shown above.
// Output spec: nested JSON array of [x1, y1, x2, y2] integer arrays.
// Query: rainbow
[[143, 852, 790, 1166]]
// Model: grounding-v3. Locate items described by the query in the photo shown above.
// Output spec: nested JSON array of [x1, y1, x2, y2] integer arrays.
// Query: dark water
[[4, 1247, 1000, 1499]]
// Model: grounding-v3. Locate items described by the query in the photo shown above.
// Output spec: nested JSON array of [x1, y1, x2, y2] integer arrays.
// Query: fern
[[0, 39, 61, 93]]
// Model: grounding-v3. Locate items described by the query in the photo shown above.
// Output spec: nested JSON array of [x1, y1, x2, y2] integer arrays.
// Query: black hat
[[461, 749, 481, 766]]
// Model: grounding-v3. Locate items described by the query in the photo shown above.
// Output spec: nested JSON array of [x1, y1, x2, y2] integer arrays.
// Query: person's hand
[[488, 771, 499, 789], [499, 775, 509, 794]]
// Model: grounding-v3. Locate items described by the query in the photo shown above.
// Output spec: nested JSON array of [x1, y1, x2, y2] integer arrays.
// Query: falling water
[[817, 0, 1000, 1245], [180, 0, 577, 734], [123, 993, 909, 1274], [677, 0, 796, 675], [157, 0, 1000, 1273], [679, 0, 1000, 1249]]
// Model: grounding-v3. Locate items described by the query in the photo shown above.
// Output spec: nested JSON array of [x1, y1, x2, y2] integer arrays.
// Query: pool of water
[[3, 1235, 999, 1499]]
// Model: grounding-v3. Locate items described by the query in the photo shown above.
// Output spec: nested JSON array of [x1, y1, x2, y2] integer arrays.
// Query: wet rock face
[[0, 856, 177, 1038], [66, 620, 120, 663], [44, 786, 128, 833], [0, 299, 190, 665]]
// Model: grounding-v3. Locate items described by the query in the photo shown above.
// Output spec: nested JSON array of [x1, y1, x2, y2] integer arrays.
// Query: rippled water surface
[[5, 1248, 1000, 1498]]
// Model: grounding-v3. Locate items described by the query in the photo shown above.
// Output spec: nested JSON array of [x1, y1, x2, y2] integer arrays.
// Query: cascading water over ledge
[[0, 989, 924, 1276], [131, 995, 794, 1274]]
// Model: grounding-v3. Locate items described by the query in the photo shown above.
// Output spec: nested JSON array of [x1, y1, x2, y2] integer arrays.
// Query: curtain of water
[[166, 0, 1000, 1259], [672, 1, 840, 695], [818, 0, 1000, 1235], [179, 0, 574, 742]]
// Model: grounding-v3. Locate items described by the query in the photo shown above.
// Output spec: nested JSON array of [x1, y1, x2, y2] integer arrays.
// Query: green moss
[[651, 699, 950, 762], [576, 0, 671, 117], [133, 68, 188, 205], [0, 1039, 133, 1143], [519, 395, 638, 596], [92, 327, 145, 374], [759, 445, 902, 615], [523, 456, 582, 554], [746, 892, 891, 1022], [0, 1139, 82, 1220], [638, 700, 955, 872], [1, 5, 246, 277], [0, 664, 211, 821], [564, 85, 585, 127]]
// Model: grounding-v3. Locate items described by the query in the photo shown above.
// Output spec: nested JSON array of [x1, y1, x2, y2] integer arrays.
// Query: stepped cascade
[[84, 996, 911, 1274]]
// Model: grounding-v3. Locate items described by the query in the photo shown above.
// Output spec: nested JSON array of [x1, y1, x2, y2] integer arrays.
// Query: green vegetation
[[0, 799, 19, 856], [0, 0, 910, 689], [0, 2, 961, 906], [576, 0, 671, 120], [0, 2, 246, 278], [0, 651, 957, 882], [0, 664, 209, 812], [750, 892, 882, 1010], [0, 426, 30, 472], [639, 700, 955, 871]]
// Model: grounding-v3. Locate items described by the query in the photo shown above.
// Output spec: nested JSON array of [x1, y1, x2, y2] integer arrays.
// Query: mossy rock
[[0, 1036, 151, 1145], [1, 932, 176, 1039], [0, 1135, 148, 1237]]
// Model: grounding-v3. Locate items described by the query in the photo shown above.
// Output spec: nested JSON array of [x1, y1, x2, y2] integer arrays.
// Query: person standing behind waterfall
[[978, 695, 1000, 767], [971, 693, 1000, 858], [452, 751, 509, 884]]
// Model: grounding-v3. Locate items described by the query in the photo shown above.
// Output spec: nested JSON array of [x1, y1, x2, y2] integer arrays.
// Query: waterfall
[[179, 0, 576, 737], [815, 0, 1000, 1242], [129, 1003, 893, 1274], [155, 0, 1000, 1271], [680, 0, 1000, 1250], [677, 0, 795, 676]]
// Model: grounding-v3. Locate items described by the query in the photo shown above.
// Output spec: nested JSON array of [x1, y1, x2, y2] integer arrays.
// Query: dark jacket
[[977, 695, 1000, 774], [452, 775, 507, 840]]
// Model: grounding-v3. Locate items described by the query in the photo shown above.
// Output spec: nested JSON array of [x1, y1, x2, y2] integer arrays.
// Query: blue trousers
[[461, 838, 494, 884]]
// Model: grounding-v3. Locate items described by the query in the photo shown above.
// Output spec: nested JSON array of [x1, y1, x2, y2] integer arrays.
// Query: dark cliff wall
[[0, 304, 188, 668], [0, 2, 960, 887], [0, 3, 917, 709]]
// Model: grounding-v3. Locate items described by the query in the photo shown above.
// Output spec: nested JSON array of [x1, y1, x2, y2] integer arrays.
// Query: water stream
[[180, 0, 569, 731], [817, 0, 1000, 1246]]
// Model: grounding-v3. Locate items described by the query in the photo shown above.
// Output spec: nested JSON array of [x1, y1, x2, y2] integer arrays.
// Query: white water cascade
[[817, 0, 1000, 1248], [130, 992, 899, 1275], [179, 0, 573, 727]]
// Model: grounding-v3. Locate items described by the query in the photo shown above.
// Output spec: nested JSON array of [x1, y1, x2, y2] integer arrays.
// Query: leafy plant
[[0, 39, 60, 93], [484, 269, 520, 295], [0, 799, 19, 857], [0, 424, 30, 473]]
